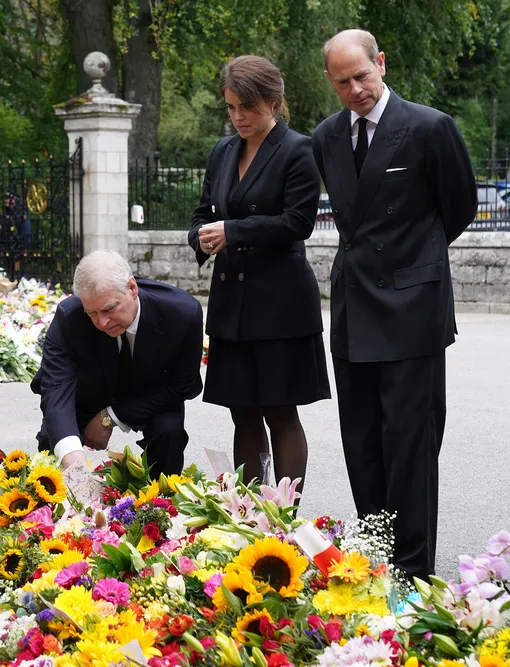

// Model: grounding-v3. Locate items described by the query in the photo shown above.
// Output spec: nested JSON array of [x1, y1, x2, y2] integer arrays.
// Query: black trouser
[[37, 403, 189, 479], [333, 352, 446, 580]]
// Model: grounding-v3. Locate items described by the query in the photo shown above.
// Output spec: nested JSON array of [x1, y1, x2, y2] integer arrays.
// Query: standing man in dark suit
[[312, 29, 477, 582], [31, 250, 203, 477]]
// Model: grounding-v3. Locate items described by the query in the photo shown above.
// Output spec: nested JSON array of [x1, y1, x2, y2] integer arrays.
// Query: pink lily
[[260, 477, 301, 508]]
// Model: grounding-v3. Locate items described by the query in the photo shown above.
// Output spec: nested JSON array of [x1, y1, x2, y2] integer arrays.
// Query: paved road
[[0, 311, 508, 580]]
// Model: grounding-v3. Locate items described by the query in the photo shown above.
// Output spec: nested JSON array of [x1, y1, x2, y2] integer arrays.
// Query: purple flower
[[487, 530, 510, 556], [54, 562, 90, 588], [36, 608, 55, 622], [109, 497, 136, 525], [92, 578, 131, 606]]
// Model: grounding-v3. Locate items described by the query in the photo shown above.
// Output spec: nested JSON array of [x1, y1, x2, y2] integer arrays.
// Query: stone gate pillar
[[55, 52, 141, 258]]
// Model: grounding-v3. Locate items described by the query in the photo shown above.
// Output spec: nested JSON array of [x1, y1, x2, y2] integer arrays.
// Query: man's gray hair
[[73, 250, 133, 298], [323, 29, 380, 70]]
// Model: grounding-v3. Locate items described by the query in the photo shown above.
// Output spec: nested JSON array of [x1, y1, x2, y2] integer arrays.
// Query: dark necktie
[[354, 117, 368, 177], [117, 332, 132, 391]]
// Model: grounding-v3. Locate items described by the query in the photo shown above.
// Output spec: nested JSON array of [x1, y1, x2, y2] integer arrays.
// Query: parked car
[[316, 192, 335, 225], [475, 184, 508, 221]]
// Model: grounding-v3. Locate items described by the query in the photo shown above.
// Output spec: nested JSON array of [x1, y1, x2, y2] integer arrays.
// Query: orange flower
[[168, 614, 194, 636], [43, 634, 61, 654], [328, 551, 371, 584], [371, 563, 388, 577]]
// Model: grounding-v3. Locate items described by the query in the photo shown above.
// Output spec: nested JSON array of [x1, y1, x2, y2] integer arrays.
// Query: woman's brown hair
[[220, 55, 290, 122]]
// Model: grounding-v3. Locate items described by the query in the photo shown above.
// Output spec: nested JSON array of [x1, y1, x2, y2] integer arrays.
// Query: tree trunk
[[59, 0, 117, 96], [123, 0, 163, 165]]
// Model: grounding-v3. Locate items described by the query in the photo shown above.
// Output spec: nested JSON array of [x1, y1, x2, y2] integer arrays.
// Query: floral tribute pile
[[0, 278, 67, 382], [0, 446, 508, 667]]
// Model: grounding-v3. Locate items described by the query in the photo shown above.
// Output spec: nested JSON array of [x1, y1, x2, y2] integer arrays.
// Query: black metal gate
[[0, 139, 83, 285]]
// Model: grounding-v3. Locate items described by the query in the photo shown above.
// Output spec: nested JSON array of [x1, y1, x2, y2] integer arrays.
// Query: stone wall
[[128, 229, 510, 313]]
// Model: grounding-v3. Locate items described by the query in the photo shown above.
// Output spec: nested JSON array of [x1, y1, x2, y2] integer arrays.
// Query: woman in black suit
[[189, 55, 330, 492]]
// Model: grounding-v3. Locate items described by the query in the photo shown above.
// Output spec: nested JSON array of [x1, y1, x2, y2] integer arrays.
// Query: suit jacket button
[[386, 206, 393, 214], [377, 279, 385, 287], [344, 243, 351, 251], [237, 247, 242, 252], [238, 273, 244, 281], [376, 243, 383, 251], [220, 272, 226, 281], [249, 204, 258, 213]]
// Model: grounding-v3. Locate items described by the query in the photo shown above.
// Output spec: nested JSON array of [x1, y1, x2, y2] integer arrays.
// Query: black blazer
[[312, 91, 477, 362], [31, 279, 203, 447], [189, 121, 324, 341]]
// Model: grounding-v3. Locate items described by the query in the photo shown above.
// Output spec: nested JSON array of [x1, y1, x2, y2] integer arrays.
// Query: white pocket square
[[386, 167, 407, 172]]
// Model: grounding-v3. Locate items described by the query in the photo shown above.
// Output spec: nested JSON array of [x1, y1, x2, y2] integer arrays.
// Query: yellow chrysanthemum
[[54, 586, 100, 627], [229, 536, 308, 598], [329, 551, 371, 584], [232, 608, 275, 643], [30, 295, 49, 311], [4, 449, 28, 472], [22, 569, 57, 594], [41, 548, 84, 572], [26, 465, 67, 504], [112, 609, 161, 658], [0, 475, 20, 489], [134, 479, 159, 507], [0, 488, 38, 517], [53, 655, 77, 667], [355, 624, 373, 637], [40, 538, 70, 556], [212, 568, 264, 612], [313, 582, 389, 617], [0, 548, 26, 580], [480, 629, 510, 667], [73, 639, 125, 667], [192, 567, 223, 582], [48, 619, 83, 641], [167, 473, 193, 493], [438, 662, 466, 667]]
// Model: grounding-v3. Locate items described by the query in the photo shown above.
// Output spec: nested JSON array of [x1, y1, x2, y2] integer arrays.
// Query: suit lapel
[[325, 109, 357, 213], [348, 92, 409, 240], [217, 136, 242, 219], [131, 290, 165, 382], [230, 121, 287, 208]]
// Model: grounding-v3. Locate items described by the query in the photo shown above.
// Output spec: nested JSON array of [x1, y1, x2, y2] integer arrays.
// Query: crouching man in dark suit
[[31, 250, 203, 476], [312, 29, 477, 582]]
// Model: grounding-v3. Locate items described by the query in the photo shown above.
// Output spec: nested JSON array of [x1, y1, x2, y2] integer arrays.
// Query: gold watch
[[100, 409, 114, 429]]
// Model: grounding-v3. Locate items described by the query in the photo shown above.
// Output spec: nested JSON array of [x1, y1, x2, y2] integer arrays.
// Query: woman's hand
[[199, 221, 227, 255]]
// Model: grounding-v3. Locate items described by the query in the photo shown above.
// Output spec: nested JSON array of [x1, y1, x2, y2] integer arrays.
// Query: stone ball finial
[[83, 52, 112, 97], [83, 52, 111, 81]]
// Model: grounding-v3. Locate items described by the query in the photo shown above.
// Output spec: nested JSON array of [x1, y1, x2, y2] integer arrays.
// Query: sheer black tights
[[229, 406, 307, 494]]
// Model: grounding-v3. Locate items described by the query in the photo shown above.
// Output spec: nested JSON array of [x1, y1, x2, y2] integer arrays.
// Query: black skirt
[[203, 335, 331, 408]]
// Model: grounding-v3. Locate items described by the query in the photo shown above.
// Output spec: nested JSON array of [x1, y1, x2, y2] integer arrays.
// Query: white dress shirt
[[350, 83, 390, 149], [54, 298, 141, 463]]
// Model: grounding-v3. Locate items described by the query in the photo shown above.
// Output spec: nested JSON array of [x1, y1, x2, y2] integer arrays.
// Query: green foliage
[[455, 98, 492, 163]]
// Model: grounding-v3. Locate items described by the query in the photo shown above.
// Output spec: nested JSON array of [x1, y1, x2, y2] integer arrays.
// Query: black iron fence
[[0, 141, 83, 284], [129, 156, 510, 232], [128, 157, 205, 230]]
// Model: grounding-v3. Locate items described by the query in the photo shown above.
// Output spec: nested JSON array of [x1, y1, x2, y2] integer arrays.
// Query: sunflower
[[232, 608, 275, 643], [212, 569, 264, 612], [4, 449, 28, 472], [0, 488, 38, 518], [41, 548, 84, 573], [0, 514, 12, 528], [40, 538, 70, 556], [328, 551, 371, 584], [26, 465, 66, 504], [0, 547, 26, 580], [0, 475, 21, 489], [230, 536, 308, 598]]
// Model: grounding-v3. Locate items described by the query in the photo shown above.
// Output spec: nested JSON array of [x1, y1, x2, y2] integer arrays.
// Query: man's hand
[[61, 449, 87, 470], [83, 412, 113, 451]]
